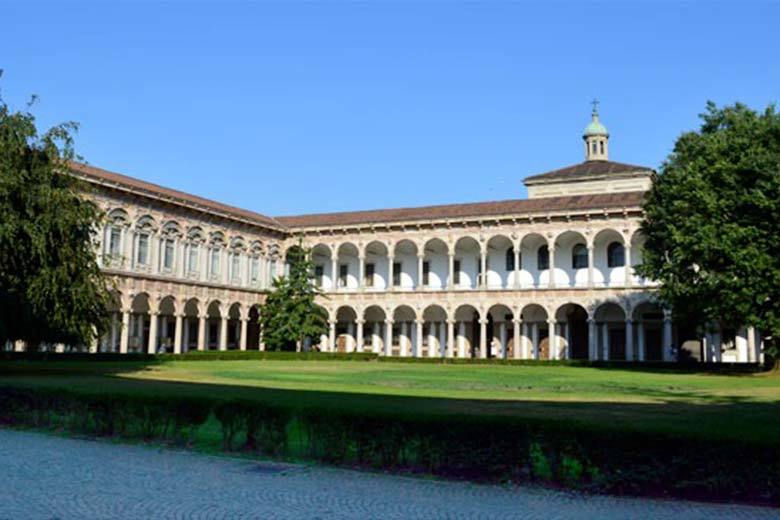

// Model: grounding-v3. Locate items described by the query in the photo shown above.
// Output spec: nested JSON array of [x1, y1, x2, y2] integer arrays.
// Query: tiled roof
[[275, 191, 646, 228], [70, 162, 285, 230], [524, 160, 654, 184]]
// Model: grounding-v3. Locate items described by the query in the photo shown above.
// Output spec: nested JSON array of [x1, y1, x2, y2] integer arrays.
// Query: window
[[339, 264, 348, 287], [505, 247, 515, 271], [600, 140, 605, 155], [422, 261, 430, 286], [231, 253, 240, 281], [453, 259, 461, 285], [314, 265, 324, 287], [269, 260, 277, 280], [572, 244, 588, 269], [251, 257, 260, 283], [392, 262, 401, 287], [210, 248, 221, 276], [163, 239, 175, 270], [537, 245, 549, 270], [188, 244, 199, 274], [109, 227, 121, 257], [364, 263, 375, 287], [136, 233, 149, 266], [592, 141, 597, 154], [607, 242, 625, 268]]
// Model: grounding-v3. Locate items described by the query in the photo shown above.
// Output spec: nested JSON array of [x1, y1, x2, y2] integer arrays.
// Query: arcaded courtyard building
[[50, 108, 762, 363]]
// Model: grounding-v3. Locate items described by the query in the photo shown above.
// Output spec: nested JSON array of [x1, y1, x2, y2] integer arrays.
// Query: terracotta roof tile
[[524, 160, 654, 184], [69, 161, 284, 230], [276, 191, 646, 228]]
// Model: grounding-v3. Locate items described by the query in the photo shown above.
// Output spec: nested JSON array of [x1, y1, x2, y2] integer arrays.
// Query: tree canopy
[[259, 241, 328, 351], [637, 101, 780, 358], [0, 89, 111, 349]]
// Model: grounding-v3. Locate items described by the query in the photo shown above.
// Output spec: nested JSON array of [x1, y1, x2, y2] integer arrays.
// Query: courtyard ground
[[1, 358, 779, 443], [1, 429, 777, 519]]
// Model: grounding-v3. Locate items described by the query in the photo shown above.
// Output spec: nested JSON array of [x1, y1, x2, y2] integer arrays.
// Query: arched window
[[607, 242, 625, 268], [505, 247, 515, 271], [537, 245, 549, 270], [572, 244, 588, 269]]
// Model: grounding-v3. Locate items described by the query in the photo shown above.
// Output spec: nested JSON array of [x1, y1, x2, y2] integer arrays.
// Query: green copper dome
[[583, 115, 608, 136]]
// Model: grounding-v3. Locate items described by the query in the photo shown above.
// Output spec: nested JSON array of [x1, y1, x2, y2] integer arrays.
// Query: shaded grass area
[[1, 359, 779, 444], [2, 359, 779, 504]]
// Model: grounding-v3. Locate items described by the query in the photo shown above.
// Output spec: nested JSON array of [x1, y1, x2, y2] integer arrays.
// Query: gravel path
[[0, 429, 777, 519]]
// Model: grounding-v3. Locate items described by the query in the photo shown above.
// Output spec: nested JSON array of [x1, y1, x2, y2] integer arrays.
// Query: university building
[[51, 108, 762, 362]]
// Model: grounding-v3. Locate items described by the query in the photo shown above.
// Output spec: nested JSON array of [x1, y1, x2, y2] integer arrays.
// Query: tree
[[0, 85, 112, 349], [637, 102, 780, 364], [259, 241, 328, 351]]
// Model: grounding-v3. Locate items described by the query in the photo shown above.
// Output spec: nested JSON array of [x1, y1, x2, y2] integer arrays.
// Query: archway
[[182, 298, 200, 352], [392, 240, 418, 289], [422, 305, 448, 358], [335, 306, 358, 353], [593, 229, 625, 287], [554, 230, 589, 288], [363, 305, 387, 354], [310, 244, 332, 290], [454, 237, 480, 289], [519, 233, 546, 288], [632, 301, 664, 361], [555, 303, 589, 360], [157, 296, 178, 353], [422, 238, 448, 289], [454, 304, 480, 358], [129, 292, 151, 353], [392, 305, 416, 357], [520, 304, 548, 359], [594, 302, 627, 360], [364, 241, 389, 290], [487, 304, 513, 359], [206, 301, 222, 350], [486, 235, 513, 289], [336, 243, 360, 290]]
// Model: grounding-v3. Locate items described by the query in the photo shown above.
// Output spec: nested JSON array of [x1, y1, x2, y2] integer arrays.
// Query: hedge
[[0, 385, 776, 505]]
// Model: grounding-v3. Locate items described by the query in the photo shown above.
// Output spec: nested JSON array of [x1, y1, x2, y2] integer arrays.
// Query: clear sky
[[2, 1, 777, 217]]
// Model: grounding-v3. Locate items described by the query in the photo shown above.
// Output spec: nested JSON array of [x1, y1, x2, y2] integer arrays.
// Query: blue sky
[[2, 1, 777, 216]]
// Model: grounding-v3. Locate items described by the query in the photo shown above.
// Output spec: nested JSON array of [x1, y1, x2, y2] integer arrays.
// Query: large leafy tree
[[637, 102, 780, 361], [0, 86, 112, 349], [259, 241, 328, 351]]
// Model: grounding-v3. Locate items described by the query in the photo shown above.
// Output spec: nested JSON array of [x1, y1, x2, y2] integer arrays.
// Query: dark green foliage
[[0, 89, 112, 349], [638, 102, 780, 360], [0, 385, 777, 504], [259, 240, 328, 351]]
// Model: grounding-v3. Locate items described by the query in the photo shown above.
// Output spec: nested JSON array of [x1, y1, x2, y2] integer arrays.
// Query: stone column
[[587, 245, 595, 288], [183, 317, 190, 352], [531, 322, 539, 359], [479, 249, 487, 288], [447, 253, 455, 289], [513, 247, 520, 289], [173, 313, 183, 354], [499, 322, 507, 359], [110, 313, 119, 353], [447, 320, 455, 358], [344, 322, 353, 352], [330, 254, 338, 290], [513, 318, 521, 359], [521, 322, 530, 359], [479, 319, 487, 359], [457, 321, 466, 358], [588, 318, 596, 360], [417, 254, 424, 289], [735, 327, 748, 363], [197, 313, 207, 351], [329, 320, 337, 353], [625, 243, 632, 287], [637, 321, 645, 361], [548, 241, 556, 289], [625, 319, 634, 361], [428, 322, 436, 358], [148, 311, 159, 354], [415, 320, 424, 357], [547, 320, 556, 360], [385, 319, 393, 356], [239, 317, 248, 351], [372, 322, 380, 353], [437, 322, 446, 358], [747, 327, 760, 363], [400, 321, 409, 357], [358, 255, 365, 290], [602, 323, 610, 361], [388, 255, 395, 289], [219, 316, 228, 351], [356, 320, 364, 352], [663, 310, 673, 361]]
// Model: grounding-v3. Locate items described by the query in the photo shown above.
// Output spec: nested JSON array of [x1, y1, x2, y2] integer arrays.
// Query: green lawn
[[2, 359, 779, 444]]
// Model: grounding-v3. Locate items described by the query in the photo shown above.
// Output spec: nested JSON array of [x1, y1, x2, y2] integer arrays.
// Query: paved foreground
[[0, 430, 777, 520]]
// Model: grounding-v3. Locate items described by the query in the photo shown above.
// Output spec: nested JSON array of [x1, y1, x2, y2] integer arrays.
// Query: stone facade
[[17, 109, 760, 363]]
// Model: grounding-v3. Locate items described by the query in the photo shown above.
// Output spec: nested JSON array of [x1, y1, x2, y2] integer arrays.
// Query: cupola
[[583, 99, 609, 161]]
